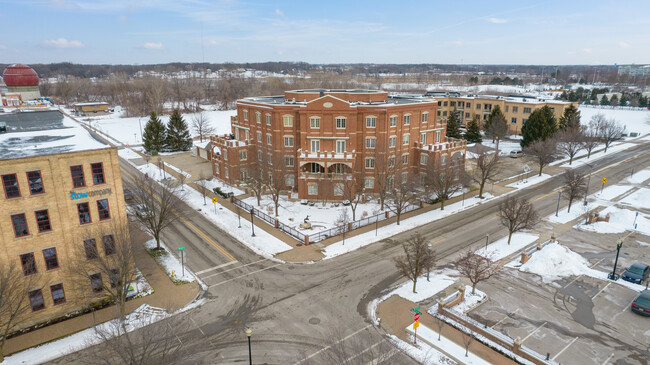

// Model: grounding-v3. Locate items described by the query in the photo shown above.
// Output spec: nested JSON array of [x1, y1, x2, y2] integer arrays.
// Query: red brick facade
[[211, 89, 467, 200]]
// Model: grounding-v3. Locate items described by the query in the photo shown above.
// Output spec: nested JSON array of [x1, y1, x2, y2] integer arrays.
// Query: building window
[[90, 273, 103, 293], [70, 165, 85, 188], [365, 137, 376, 149], [84, 239, 98, 259], [389, 136, 396, 148], [336, 117, 346, 129], [365, 158, 375, 169], [109, 268, 120, 288], [103, 235, 116, 255], [20, 253, 37, 275], [266, 114, 272, 125], [27, 171, 44, 195], [257, 150, 262, 161], [465, 112, 470, 119], [334, 183, 344, 196], [308, 183, 318, 195], [239, 150, 248, 161], [310, 117, 321, 129], [402, 172, 409, 184], [522, 119, 528, 124], [257, 131, 262, 142], [284, 136, 294, 147], [78, 203, 91, 224], [505, 106, 509, 112], [476, 104, 481, 110], [420, 133, 426, 145], [422, 112, 429, 123], [97, 199, 110, 220], [310, 140, 320, 153], [364, 178, 374, 189], [240, 170, 249, 180], [466, 102, 471, 108], [224, 167, 229, 178], [51, 284, 66, 305], [420, 155, 428, 165], [223, 150, 228, 161], [388, 156, 396, 167], [402, 154, 409, 165], [366, 116, 376, 128], [443, 101, 448, 107], [404, 115, 411, 125], [91, 163, 105, 185], [511, 118, 517, 124], [390, 115, 397, 127], [29, 289, 45, 311], [336, 140, 346, 153], [267, 153, 273, 165], [12, 213, 29, 237], [524, 107, 531, 114], [256, 112, 261, 123], [436, 131, 441, 143], [267, 134, 272, 145], [285, 175, 295, 187], [285, 156, 294, 167], [442, 111, 447, 117], [43, 248, 59, 270], [283, 115, 293, 127], [243, 110, 248, 121], [512, 106, 518, 113], [35, 210, 51, 232], [403, 135, 410, 145], [2, 173, 21, 198], [450, 101, 456, 107]]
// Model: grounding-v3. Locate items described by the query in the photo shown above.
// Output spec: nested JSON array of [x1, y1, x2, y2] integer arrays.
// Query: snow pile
[[451, 286, 487, 314], [520, 243, 591, 283], [578, 206, 649, 235], [476, 233, 539, 261], [546, 203, 593, 224], [143, 239, 196, 284]]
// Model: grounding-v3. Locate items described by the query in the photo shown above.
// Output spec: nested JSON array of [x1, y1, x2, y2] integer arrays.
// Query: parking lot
[[467, 227, 650, 365]]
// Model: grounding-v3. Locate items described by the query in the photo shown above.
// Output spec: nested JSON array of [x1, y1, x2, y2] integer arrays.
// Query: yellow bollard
[[171, 270, 175, 277]]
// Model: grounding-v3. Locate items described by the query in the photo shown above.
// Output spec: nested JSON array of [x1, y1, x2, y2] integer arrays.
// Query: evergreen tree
[[446, 109, 462, 140], [142, 111, 166, 153], [619, 93, 628, 106], [165, 109, 193, 151], [610, 94, 619, 107], [484, 105, 508, 142], [639, 95, 648, 108], [464, 115, 482, 143], [600, 95, 610, 106], [520, 105, 557, 148], [558, 104, 581, 130]]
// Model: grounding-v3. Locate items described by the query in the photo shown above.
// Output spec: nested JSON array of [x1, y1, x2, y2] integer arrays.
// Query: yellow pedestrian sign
[[212, 197, 218, 204], [601, 178, 607, 184], [413, 320, 420, 329]]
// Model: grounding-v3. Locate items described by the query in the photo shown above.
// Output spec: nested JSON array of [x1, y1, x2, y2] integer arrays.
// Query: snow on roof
[[0, 111, 109, 160], [74, 102, 109, 106]]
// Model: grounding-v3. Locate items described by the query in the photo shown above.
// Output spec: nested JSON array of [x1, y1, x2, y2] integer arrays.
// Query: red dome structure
[[3, 64, 39, 87]]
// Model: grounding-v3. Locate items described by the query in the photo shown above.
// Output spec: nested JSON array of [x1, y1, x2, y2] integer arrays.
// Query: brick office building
[[211, 89, 467, 200], [0, 141, 127, 329], [431, 93, 578, 135]]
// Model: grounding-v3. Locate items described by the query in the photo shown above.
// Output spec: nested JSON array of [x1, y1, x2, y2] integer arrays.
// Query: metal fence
[[232, 196, 306, 242]]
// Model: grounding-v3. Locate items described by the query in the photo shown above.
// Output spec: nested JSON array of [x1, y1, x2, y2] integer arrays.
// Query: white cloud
[[42, 38, 84, 48], [275, 8, 284, 16], [581, 48, 593, 53], [619, 41, 629, 48], [141, 42, 164, 50], [487, 17, 507, 24], [0, 45, 6, 50]]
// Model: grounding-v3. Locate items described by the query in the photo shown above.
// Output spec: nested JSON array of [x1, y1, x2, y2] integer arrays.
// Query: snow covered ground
[[619, 188, 650, 210], [578, 105, 650, 137], [480, 139, 521, 156], [142, 239, 197, 284], [624, 169, 650, 184], [476, 233, 539, 261], [451, 286, 487, 314], [504, 173, 551, 189], [194, 177, 245, 196], [386, 334, 457, 365], [577, 206, 649, 235], [403, 324, 491, 365]]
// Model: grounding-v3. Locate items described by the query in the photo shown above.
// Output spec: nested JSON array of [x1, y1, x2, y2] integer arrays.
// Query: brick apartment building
[[430, 92, 578, 135], [0, 147, 128, 329], [210, 89, 467, 200]]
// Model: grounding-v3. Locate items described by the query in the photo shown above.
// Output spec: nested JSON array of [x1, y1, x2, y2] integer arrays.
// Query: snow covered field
[[578, 105, 650, 137]]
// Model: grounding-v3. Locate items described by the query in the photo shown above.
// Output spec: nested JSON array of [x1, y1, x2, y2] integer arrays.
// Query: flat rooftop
[[240, 94, 436, 106], [0, 110, 109, 160]]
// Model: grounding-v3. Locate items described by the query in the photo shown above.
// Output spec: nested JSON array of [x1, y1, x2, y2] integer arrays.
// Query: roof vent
[[320, 91, 324, 97]]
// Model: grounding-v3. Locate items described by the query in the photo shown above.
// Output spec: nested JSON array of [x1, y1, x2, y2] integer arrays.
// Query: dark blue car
[[631, 290, 650, 316], [622, 263, 650, 285]]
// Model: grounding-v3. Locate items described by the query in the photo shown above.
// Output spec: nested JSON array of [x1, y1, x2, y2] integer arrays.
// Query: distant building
[[73, 102, 109, 114], [617, 64, 650, 76], [2, 64, 41, 103]]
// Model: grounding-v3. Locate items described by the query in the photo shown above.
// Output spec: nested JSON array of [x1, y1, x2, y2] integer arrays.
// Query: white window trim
[[283, 114, 294, 127], [366, 116, 377, 128], [310, 116, 321, 129], [365, 137, 376, 149], [284, 135, 294, 147], [336, 116, 347, 129], [404, 114, 411, 125], [403, 134, 410, 145], [266, 114, 272, 125], [389, 115, 397, 127]]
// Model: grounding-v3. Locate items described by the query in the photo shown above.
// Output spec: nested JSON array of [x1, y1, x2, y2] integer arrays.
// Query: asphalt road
[[52, 141, 650, 364]]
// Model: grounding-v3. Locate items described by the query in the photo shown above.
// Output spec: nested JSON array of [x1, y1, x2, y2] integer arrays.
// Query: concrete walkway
[[3, 223, 200, 357]]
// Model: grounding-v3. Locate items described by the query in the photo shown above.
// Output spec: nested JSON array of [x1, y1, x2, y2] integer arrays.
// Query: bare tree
[[580, 124, 600, 159], [243, 168, 265, 207], [594, 116, 623, 153], [194, 172, 210, 206], [342, 174, 364, 221], [263, 153, 289, 216], [470, 151, 500, 199], [386, 170, 418, 225], [130, 174, 183, 250], [335, 209, 351, 245], [394, 234, 436, 293], [434, 315, 445, 341], [461, 330, 475, 357], [455, 249, 500, 295], [562, 170, 587, 213], [524, 139, 556, 176], [555, 127, 584, 165], [319, 176, 334, 207], [191, 111, 215, 143], [0, 262, 43, 362], [177, 169, 187, 191], [68, 222, 136, 318], [424, 154, 467, 210], [373, 143, 393, 211], [498, 196, 540, 244]]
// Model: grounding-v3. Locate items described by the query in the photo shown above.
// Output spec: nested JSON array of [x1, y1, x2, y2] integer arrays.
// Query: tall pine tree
[[600, 95, 609, 106], [165, 109, 193, 151], [558, 104, 581, 130], [520, 105, 557, 148], [484, 104, 508, 142], [142, 111, 166, 153], [464, 115, 482, 143], [446, 109, 462, 140]]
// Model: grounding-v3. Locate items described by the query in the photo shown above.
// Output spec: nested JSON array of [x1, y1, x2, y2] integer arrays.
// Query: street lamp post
[[608, 239, 624, 280], [555, 191, 561, 217], [427, 243, 432, 282], [245, 328, 252, 365], [250, 208, 256, 237], [138, 117, 143, 144], [584, 174, 592, 206], [485, 234, 489, 250]]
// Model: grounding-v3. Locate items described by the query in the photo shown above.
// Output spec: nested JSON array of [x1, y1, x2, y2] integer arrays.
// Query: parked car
[[631, 289, 650, 316], [622, 263, 650, 284], [509, 150, 523, 158]]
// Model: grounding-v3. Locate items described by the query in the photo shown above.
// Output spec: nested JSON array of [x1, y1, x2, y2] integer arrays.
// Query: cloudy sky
[[0, 0, 648, 65]]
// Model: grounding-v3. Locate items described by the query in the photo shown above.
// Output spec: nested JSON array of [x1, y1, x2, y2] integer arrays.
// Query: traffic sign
[[413, 321, 420, 329], [414, 313, 420, 322], [212, 197, 218, 204], [177, 246, 186, 250], [410, 306, 422, 315], [601, 177, 607, 184]]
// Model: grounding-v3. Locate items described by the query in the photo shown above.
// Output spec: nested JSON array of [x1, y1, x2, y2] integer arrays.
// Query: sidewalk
[[3, 223, 200, 357]]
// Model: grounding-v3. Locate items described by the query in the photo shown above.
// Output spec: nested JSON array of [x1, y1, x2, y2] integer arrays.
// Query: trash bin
[[151, 150, 159, 156]]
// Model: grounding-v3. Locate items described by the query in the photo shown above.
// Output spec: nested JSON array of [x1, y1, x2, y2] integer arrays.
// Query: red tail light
[[632, 304, 638, 308]]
